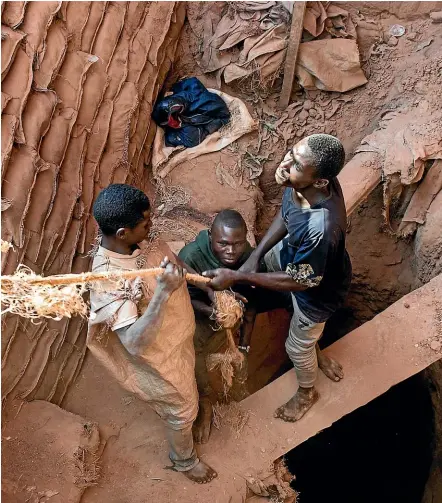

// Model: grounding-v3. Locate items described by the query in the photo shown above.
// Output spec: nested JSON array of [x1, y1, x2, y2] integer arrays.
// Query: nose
[[225, 245, 234, 254]]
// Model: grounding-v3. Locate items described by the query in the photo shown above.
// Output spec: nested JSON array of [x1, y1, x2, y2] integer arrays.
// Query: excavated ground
[[2, 2, 442, 503]]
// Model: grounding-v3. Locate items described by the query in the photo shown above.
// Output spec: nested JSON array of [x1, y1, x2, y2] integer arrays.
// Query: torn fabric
[[397, 160, 442, 238], [194, 2, 289, 84], [223, 23, 288, 83], [356, 106, 442, 234], [296, 39, 367, 92]]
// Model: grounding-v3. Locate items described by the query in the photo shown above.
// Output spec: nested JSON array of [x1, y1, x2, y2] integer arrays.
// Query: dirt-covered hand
[[202, 268, 238, 290], [232, 291, 248, 304], [157, 262, 186, 295], [130, 277, 143, 302]]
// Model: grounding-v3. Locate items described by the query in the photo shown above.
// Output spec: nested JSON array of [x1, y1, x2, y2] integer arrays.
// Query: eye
[[294, 161, 302, 172], [289, 152, 302, 172]]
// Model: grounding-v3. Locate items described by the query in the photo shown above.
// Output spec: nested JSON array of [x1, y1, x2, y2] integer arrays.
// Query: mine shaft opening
[[284, 372, 435, 503]]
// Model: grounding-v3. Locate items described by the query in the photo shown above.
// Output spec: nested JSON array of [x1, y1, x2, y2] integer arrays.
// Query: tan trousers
[[165, 422, 199, 471], [264, 242, 326, 388]]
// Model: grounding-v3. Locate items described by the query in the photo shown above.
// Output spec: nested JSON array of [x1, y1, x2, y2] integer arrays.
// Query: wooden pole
[[279, 1, 306, 109]]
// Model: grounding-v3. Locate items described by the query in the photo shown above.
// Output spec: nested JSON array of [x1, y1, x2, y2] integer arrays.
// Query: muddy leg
[[274, 386, 320, 422], [230, 350, 251, 401], [275, 298, 325, 422], [166, 423, 217, 483], [183, 461, 218, 484], [193, 397, 213, 444], [193, 322, 215, 443]]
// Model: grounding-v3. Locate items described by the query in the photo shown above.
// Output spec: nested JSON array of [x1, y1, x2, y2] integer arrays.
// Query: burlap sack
[[86, 241, 198, 428]]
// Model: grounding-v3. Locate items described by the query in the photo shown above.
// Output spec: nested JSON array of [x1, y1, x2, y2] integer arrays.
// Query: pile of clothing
[[188, 1, 367, 92], [152, 77, 230, 148]]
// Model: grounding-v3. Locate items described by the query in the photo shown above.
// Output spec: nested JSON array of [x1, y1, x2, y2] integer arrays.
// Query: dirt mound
[[2, 400, 100, 503]]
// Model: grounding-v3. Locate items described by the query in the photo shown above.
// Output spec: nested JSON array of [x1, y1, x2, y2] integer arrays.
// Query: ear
[[115, 228, 127, 240], [313, 178, 329, 189]]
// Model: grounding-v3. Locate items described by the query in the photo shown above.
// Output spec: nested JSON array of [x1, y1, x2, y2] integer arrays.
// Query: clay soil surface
[[63, 4, 442, 502], [6, 3, 442, 503]]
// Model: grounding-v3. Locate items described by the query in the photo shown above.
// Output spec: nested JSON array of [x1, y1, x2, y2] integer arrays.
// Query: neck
[[100, 235, 135, 255], [293, 184, 330, 208]]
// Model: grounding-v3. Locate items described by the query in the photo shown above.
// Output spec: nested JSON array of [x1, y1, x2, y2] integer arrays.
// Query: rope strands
[[0, 265, 242, 326], [1, 265, 245, 392], [1, 239, 13, 253], [207, 290, 245, 394]]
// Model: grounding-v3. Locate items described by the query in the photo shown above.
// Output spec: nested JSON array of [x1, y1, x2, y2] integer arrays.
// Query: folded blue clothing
[[152, 77, 231, 148]]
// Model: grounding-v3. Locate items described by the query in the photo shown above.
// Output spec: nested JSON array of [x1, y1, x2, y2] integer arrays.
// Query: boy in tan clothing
[[87, 183, 216, 483]]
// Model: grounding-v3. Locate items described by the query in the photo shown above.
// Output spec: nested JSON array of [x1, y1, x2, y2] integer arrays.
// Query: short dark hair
[[212, 209, 247, 233], [307, 134, 345, 180], [93, 184, 150, 236]]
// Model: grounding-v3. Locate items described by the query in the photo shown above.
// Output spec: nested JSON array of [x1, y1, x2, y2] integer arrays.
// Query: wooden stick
[[279, 1, 306, 109], [1, 268, 210, 287]]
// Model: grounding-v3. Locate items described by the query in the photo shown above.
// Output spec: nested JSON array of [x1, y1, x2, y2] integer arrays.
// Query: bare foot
[[193, 398, 213, 444], [317, 349, 344, 382], [274, 387, 319, 422], [183, 460, 217, 484]]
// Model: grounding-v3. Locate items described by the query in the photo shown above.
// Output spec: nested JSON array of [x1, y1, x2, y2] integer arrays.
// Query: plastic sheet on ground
[[192, 2, 289, 84], [192, 2, 361, 89], [398, 160, 442, 238], [302, 1, 356, 39], [223, 23, 288, 83]]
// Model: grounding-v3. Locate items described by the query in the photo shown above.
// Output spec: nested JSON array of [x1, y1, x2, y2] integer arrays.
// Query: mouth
[[275, 166, 290, 185], [222, 257, 237, 264]]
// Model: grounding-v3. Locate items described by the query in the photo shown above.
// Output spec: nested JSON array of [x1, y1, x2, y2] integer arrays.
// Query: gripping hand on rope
[[115, 258, 186, 356], [157, 256, 187, 296]]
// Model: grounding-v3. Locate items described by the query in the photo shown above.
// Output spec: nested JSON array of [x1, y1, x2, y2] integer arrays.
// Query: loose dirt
[[2, 2, 442, 503]]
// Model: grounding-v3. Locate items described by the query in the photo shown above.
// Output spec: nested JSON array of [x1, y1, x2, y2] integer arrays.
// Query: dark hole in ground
[[283, 372, 435, 503], [263, 289, 435, 502]]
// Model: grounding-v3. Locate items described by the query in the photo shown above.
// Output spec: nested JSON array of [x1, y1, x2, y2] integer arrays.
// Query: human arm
[[203, 268, 309, 292], [239, 209, 287, 273], [174, 251, 246, 316], [115, 260, 185, 356], [205, 228, 329, 293]]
